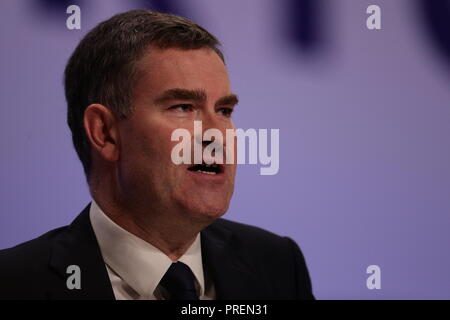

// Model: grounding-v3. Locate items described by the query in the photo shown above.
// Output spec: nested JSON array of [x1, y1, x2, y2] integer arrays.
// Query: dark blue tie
[[159, 262, 199, 300]]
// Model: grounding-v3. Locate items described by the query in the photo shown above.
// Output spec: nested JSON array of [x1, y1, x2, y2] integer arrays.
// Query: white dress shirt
[[89, 200, 215, 300]]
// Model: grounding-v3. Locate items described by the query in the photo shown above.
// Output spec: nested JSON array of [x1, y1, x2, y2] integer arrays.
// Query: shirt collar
[[89, 200, 205, 299]]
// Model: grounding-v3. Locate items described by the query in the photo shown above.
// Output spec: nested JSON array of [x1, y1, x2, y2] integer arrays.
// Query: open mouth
[[187, 163, 223, 175]]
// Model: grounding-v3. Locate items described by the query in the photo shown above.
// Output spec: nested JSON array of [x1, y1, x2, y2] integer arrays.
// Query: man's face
[[116, 47, 237, 223]]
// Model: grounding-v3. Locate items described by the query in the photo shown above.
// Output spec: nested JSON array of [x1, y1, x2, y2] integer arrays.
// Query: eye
[[168, 104, 193, 112], [218, 107, 234, 117]]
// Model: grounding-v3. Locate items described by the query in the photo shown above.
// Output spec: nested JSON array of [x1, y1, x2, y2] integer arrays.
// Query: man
[[0, 10, 314, 300]]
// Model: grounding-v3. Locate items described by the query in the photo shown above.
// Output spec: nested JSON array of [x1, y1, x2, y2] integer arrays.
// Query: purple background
[[1, 0, 449, 299]]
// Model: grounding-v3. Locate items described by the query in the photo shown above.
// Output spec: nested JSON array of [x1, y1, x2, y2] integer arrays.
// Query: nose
[[196, 108, 234, 164], [201, 105, 234, 133], [201, 110, 223, 131], [199, 111, 226, 147]]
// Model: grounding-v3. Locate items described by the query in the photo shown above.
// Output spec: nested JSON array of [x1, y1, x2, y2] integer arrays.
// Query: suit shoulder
[[212, 218, 289, 248], [210, 218, 314, 299], [0, 224, 76, 299], [210, 218, 308, 271], [0, 225, 69, 268]]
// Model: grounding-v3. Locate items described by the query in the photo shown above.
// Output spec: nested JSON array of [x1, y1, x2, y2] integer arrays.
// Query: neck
[[104, 205, 200, 261], [90, 174, 205, 261]]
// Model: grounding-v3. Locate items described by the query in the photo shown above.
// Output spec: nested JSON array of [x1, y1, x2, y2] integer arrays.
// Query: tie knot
[[159, 262, 199, 300]]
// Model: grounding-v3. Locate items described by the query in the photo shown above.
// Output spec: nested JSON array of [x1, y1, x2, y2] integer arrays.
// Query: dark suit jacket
[[0, 204, 314, 300]]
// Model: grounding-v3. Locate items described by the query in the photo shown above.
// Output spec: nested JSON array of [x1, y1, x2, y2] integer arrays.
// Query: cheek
[[132, 128, 186, 184], [122, 116, 173, 156], [136, 134, 173, 169], [118, 131, 177, 197], [119, 113, 193, 178]]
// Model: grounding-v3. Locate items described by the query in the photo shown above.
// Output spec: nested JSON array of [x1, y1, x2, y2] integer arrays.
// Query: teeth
[[198, 170, 216, 175]]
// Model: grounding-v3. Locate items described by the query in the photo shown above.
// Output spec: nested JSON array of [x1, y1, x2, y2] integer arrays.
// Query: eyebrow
[[215, 93, 239, 108], [153, 88, 239, 107]]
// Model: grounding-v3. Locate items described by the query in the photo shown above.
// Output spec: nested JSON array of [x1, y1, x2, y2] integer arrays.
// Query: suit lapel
[[47, 205, 264, 300], [201, 220, 267, 299], [47, 204, 115, 300]]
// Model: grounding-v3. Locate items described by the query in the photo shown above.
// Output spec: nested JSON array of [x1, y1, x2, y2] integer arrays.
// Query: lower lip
[[186, 169, 226, 182]]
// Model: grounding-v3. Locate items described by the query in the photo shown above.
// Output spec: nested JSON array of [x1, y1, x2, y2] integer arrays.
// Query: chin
[[181, 198, 230, 223]]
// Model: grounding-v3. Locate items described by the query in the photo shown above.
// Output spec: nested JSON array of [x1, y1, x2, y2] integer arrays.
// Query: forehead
[[134, 47, 231, 97]]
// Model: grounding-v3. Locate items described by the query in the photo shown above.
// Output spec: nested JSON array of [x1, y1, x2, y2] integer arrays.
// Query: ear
[[83, 104, 120, 163]]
